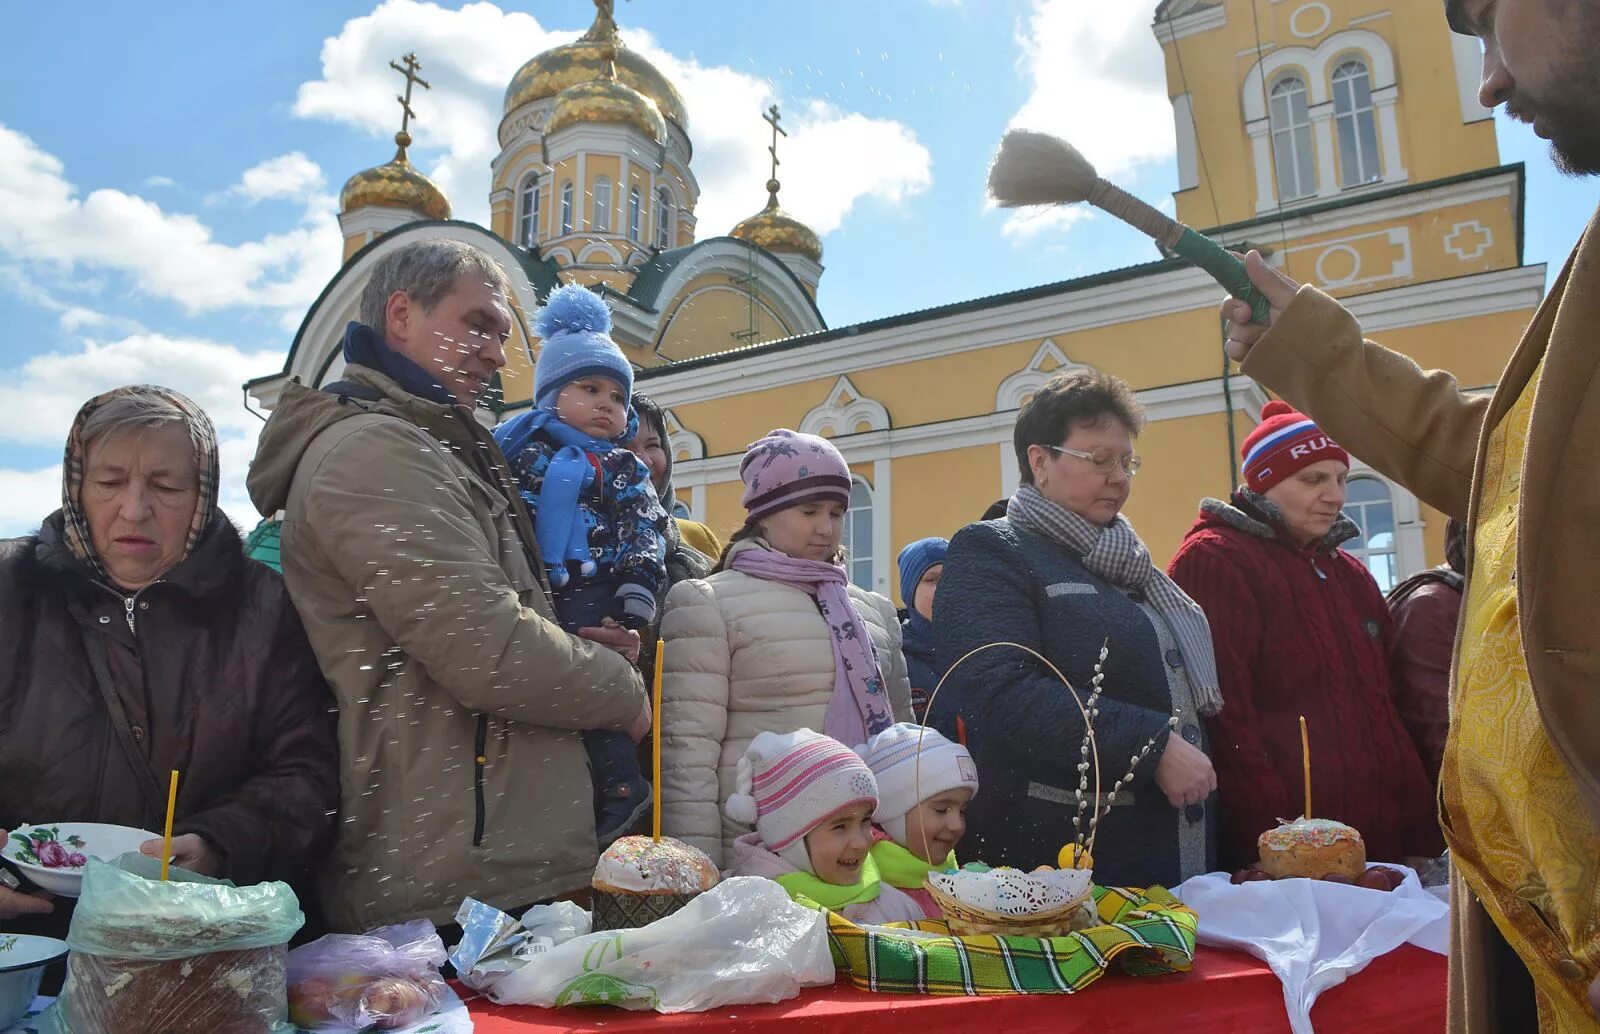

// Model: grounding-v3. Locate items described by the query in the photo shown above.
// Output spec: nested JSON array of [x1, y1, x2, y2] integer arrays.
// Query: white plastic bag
[[486, 877, 833, 1013]]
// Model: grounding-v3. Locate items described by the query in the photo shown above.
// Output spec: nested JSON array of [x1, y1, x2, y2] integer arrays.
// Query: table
[[460, 944, 1445, 1033]]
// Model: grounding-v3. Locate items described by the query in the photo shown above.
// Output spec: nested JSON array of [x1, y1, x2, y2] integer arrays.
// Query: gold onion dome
[[504, 6, 687, 129], [545, 77, 666, 144], [339, 131, 451, 221], [731, 179, 822, 263]]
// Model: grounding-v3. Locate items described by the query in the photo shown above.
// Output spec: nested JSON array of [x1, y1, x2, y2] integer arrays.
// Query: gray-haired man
[[249, 238, 648, 932]]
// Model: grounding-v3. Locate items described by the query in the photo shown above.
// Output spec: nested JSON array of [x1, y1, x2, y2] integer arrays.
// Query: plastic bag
[[486, 877, 833, 1013], [44, 852, 303, 1034], [449, 898, 593, 993], [286, 919, 448, 1031]]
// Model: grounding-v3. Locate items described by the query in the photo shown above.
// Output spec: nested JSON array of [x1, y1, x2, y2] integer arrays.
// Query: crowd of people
[[2, 1, 1598, 1026]]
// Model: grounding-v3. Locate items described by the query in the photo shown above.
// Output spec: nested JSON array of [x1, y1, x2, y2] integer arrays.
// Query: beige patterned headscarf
[[60, 385, 219, 579]]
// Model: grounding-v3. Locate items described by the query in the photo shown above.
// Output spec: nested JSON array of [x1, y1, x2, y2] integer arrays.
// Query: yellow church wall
[[885, 446, 1000, 603], [1167, 0, 1500, 229], [702, 480, 747, 545], [843, 341, 1041, 427], [671, 376, 838, 456]]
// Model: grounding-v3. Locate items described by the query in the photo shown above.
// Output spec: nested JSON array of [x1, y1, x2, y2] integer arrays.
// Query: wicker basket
[[590, 888, 701, 931], [923, 876, 1095, 939]]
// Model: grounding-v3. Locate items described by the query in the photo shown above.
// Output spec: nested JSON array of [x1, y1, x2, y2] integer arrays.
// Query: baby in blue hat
[[494, 283, 667, 844]]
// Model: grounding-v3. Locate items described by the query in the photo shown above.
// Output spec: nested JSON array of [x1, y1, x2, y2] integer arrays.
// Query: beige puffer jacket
[[659, 538, 913, 866]]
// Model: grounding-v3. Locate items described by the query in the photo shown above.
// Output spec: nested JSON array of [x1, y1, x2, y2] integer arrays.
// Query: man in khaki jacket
[[1222, 4, 1600, 1027], [249, 239, 648, 933]]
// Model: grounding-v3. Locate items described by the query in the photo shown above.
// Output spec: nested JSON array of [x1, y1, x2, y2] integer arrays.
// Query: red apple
[[1355, 869, 1392, 891], [1321, 872, 1354, 884]]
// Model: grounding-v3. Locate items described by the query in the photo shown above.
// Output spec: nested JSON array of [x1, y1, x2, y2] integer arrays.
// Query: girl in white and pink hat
[[723, 728, 924, 924]]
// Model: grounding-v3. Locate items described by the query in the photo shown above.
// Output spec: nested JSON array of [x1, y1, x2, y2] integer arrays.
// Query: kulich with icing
[[592, 835, 718, 895], [591, 835, 718, 930], [1257, 817, 1366, 880]]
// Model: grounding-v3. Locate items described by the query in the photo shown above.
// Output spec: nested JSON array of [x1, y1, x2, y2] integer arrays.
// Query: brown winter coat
[[0, 513, 340, 904], [248, 365, 645, 933], [1239, 209, 1600, 1031]]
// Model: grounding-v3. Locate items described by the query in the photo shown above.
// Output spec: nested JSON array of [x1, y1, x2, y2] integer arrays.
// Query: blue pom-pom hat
[[532, 283, 635, 411]]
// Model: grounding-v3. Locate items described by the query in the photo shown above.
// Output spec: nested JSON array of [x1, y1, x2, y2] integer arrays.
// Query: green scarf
[[870, 840, 957, 890], [775, 853, 887, 911]]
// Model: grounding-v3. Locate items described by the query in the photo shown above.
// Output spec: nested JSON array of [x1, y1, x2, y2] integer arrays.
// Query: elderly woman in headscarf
[[0, 386, 339, 938], [932, 370, 1217, 887]]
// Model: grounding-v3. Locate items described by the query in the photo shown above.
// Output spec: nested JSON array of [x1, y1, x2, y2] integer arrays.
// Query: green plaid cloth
[[825, 885, 1197, 996]]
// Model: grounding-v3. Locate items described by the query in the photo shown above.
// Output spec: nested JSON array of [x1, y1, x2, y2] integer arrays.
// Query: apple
[[1355, 868, 1393, 891], [1320, 872, 1354, 884]]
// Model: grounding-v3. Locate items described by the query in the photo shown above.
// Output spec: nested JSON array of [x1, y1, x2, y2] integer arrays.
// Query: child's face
[[760, 500, 846, 562], [803, 803, 876, 884], [903, 788, 973, 864], [555, 376, 627, 439], [912, 564, 943, 622]]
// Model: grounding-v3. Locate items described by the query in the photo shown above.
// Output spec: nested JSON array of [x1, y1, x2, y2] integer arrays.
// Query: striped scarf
[[61, 386, 219, 579], [1008, 484, 1222, 716]]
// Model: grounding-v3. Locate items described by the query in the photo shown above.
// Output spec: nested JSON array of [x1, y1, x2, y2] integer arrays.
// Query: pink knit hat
[[725, 729, 879, 870], [739, 429, 853, 523]]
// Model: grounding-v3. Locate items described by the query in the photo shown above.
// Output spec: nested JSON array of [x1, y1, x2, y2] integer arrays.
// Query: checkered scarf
[[1008, 484, 1222, 716], [61, 386, 219, 579], [825, 884, 1197, 995]]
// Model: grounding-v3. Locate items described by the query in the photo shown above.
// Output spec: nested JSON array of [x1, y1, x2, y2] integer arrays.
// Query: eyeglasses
[[1046, 445, 1143, 477]]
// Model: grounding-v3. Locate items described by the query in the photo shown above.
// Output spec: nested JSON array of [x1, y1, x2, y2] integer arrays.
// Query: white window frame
[[1269, 75, 1317, 202], [843, 476, 875, 592], [1332, 60, 1382, 187], [655, 186, 674, 249], [559, 181, 574, 235], [1344, 473, 1400, 592], [518, 173, 540, 247], [592, 176, 612, 233]]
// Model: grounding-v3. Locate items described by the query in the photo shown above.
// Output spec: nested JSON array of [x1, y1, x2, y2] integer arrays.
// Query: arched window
[[517, 173, 540, 247], [842, 476, 874, 590], [628, 187, 643, 241], [1269, 76, 1316, 201], [1332, 60, 1382, 186], [556, 184, 576, 238], [1345, 475, 1398, 591], [655, 186, 674, 249], [592, 176, 612, 233]]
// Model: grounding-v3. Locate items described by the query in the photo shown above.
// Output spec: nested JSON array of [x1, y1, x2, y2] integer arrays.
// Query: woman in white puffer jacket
[[659, 430, 913, 866]]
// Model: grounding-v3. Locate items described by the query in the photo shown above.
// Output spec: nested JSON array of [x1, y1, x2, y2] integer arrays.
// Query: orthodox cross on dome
[[587, 0, 628, 42], [387, 52, 432, 161], [762, 103, 787, 202]]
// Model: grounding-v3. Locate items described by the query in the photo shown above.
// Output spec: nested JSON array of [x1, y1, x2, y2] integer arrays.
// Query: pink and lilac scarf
[[729, 543, 896, 746]]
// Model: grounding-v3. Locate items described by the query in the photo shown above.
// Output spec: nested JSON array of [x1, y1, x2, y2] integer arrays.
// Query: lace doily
[[928, 867, 1094, 916]]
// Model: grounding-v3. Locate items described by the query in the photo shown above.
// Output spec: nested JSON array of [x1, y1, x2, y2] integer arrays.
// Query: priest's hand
[[1223, 251, 1302, 362], [1154, 735, 1218, 809], [139, 833, 221, 877]]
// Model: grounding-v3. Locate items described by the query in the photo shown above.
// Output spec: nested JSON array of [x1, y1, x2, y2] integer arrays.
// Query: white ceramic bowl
[[0, 933, 68, 1028], [2, 822, 160, 897]]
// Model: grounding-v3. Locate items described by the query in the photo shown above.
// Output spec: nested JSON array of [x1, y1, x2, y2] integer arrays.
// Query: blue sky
[[1, 0, 1596, 534]]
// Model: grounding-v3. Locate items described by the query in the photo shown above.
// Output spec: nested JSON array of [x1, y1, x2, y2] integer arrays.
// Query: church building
[[246, 0, 1543, 604]]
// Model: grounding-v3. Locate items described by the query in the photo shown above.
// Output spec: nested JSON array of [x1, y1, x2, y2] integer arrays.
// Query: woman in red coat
[[1168, 402, 1440, 872]]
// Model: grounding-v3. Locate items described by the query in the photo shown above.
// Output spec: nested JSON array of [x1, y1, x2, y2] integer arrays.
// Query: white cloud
[[0, 333, 283, 535], [144, 175, 177, 188], [59, 307, 112, 331], [1001, 0, 1174, 240], [228, 152, 327, 203], [0, 123, 343, 315], [1000, 204, 1094, 242], [291, 0, 930, 240]]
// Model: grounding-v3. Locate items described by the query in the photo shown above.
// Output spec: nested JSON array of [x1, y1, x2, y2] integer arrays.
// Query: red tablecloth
[[459, 944, 1445, 1034]]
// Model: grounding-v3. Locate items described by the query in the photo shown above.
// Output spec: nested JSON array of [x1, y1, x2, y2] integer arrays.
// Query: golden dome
[[545, 77, 666, 144], [339, 133, 451, 221], [731, 180, 822, 263], [504, 7, 687, 129]]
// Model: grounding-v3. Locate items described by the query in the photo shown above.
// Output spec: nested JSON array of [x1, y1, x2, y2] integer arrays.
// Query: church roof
[[503, 4, 687, 129]]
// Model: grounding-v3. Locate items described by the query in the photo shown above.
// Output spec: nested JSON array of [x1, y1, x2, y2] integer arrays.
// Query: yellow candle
[[1299, 715, 1312, 820], [160, 770, 180, 881], [652, 640, 665, 841]]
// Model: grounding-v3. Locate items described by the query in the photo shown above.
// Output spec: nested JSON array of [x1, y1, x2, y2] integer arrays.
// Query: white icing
[[593, 836, 715, 894]]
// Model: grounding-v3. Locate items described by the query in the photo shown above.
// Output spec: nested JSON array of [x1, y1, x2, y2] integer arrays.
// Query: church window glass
[[1333, 60, 1382, 186], [560, 181, 574, 235], [593, 177, 612, 233], [1269, 76, 1316, 201], [628, 186, 643, 241], [655, 187, 674, 248], [518, 173, 540, 247]]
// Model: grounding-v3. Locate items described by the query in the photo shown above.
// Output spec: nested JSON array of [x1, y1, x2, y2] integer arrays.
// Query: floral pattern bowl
[[1, 823, 159, 897], [0, 933, 68, 1028]]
